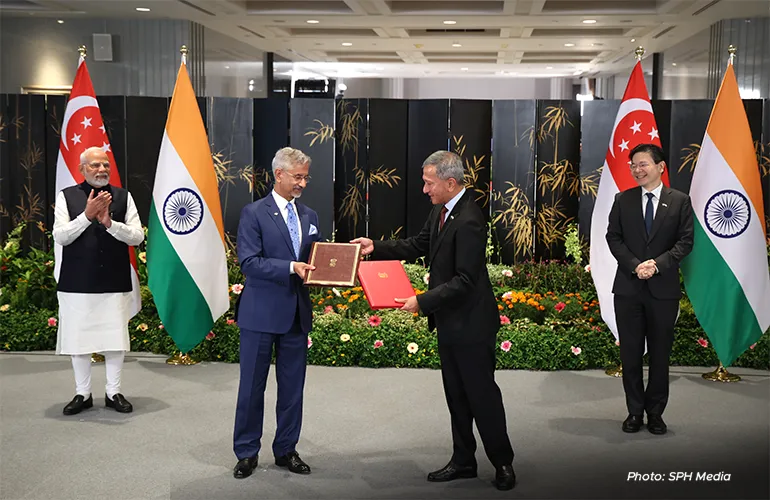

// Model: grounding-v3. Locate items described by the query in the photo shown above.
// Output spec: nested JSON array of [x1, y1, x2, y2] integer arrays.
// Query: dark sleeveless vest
[[57, 182, 132, 293]]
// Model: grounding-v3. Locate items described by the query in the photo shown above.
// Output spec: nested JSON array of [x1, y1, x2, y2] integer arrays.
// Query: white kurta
[[52, 190, 144, 355]]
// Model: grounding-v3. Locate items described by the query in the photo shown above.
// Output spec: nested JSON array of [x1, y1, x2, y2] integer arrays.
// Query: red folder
[[357, 261, 416, 309]]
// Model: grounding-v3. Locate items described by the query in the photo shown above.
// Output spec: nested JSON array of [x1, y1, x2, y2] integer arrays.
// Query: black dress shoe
[[105, 393, 133, 413], [647, 415, 667, 435], [233, 457, 258, 479], [426, 461, 478, 482], [494, 465, 516, 491], [275, 451, 311, 474], [622, 414, 644, 433], [63, 394, 93, 415]]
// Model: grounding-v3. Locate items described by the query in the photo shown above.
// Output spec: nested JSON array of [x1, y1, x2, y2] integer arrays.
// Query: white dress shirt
[[441, 187, 466, 227], [271, 190, 302, 274], [641, 182, 663, 220]]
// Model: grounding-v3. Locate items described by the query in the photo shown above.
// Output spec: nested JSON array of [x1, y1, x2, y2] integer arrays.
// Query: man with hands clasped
[[606, 143, 694, 435]]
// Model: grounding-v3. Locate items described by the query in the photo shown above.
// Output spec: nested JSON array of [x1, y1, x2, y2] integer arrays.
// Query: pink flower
[[307, 337, 313, 348], [554, 302, 566, 313], [230, 284, 244, 295], [584, 264, 591, 273], [373, 339, 384, 349], [158, 324, 164, 330], [205, 331, 215, 340], [226, 319, 235, 325], [500, 340, 512, 352], [368, 315, 382, 327], [500, 315, 511, 325], [615, 340, 620, 346], [697, 338, 708, 348], [571, 346, 582, 355], [324, 305, 334, 314], [502, 291, 513, 300], [47, 317, 57, 327], [749, 343, 757, 350], [501, 269, 513, 278]]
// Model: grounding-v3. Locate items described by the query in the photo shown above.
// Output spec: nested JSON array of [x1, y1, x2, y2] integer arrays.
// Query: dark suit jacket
[[235, 194, 323, 334], [373, 191, 499, 345], [606, 185, 694, 300]]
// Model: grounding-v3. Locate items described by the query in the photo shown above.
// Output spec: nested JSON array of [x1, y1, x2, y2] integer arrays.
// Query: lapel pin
[[662, 203, 668, 208], [274, 212, 279, 216]]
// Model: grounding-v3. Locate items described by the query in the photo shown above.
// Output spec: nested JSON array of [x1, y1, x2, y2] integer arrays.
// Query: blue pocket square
[[309, 224, 318, 235]]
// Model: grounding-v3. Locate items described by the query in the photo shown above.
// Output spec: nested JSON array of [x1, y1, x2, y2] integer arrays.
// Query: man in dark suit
[[232, 147, 322, 478], [352, 151, 515, 491], [606, 143, 694, 435]]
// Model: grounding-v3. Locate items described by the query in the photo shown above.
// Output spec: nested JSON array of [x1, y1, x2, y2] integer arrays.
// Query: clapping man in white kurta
[[53, 146, 144, 415]]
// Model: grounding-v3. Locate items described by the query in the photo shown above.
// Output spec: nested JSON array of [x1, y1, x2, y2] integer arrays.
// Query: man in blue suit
[[232, 147, 322, 479]]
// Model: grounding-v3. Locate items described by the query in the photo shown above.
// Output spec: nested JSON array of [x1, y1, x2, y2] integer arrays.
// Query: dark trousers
[[438, 342, 514, 468], [614, 286, 678, 416], [233, 315, 307, 460]]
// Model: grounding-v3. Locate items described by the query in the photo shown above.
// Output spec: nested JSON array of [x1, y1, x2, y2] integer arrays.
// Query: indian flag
[[681, 61, 770, 367], [146, 57, 229, 353]]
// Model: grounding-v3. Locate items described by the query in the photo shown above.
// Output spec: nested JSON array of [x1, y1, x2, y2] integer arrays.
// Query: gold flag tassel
[[166, 352, 199, 365], [702, 363, 741, 383], [605, 364, 622, 377], [91, 353, 104, 363]]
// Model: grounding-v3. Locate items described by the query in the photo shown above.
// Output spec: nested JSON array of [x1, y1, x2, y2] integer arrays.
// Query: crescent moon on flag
[[60, 95, 99, 151], [607, 98, 653, 158]]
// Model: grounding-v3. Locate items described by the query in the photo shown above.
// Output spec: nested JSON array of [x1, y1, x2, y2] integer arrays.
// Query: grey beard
[[89, 177, 109, 188]]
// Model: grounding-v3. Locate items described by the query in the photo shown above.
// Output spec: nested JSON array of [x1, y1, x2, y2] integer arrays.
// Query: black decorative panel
[[334, 98, 368, 243], [290, 98, 335, 239], [98, 96, 128, 188], [207, 97, 254, 239], [579, 100, 619, 242], [406, 99, 448, 238], [667, 100, 712, 195], [450, 99, 492, 217], [253, 97, 289, 200], [43, 95, 67, 239], [125, 96, 168, 226], [491, 100, 536, 264], [534, 100, 581, 260], [0, 95, 11, 241], [3, 94, 48, 250], [368, 99, 408, 241]]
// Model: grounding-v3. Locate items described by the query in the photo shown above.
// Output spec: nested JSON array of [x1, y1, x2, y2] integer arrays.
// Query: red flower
[[47, 317, 57, 327], [324, 305, 334, 314], [205, 331, 216, 340], [499, 315, 511, 325], [373, 340, 384, 349], [697, 338, 708, 348], [500, 340, 512, 352], [554, 302, 566, 313], [368, 315, 382, 327], [749, 343, 757, 350], [226, 319, 235, 325]]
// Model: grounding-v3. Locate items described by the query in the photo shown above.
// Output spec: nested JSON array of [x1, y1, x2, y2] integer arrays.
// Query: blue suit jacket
[[235, 194, 322, 334]]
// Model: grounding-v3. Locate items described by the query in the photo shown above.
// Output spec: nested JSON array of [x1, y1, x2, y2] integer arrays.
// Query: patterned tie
[[438, 206, 448, 232], [645, 192, 654, 235], [286, 202, 300, 258]]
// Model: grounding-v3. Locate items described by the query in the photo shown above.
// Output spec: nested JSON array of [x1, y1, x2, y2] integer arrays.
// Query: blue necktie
[[645, 193, 654, 235], [286, 203, 300, 258]]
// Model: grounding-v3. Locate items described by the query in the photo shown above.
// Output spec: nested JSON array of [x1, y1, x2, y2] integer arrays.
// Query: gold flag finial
[[78, 45, 87, 58], [634, 46, 645, 61], [727, 44, 737, 64], [180, 45, 189, 56]]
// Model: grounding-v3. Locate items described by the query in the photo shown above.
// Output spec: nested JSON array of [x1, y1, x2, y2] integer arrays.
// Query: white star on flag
[[648, 127, 659, 140], [101, 142, 111, 153], [81, 116, 92, 129], [630, 121, 642, 134], [72, 133, 82, 145], [99, 124, 106, 133], [619, 139, 630, 152]]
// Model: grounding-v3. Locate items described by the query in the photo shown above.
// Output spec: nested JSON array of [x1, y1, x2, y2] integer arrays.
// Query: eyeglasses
[[629, 162, 655, 171], [286, 173, 311, 183]]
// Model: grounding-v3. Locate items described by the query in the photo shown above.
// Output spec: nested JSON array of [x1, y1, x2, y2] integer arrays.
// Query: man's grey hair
[[272, 147, 311, 175], [422, 150, 464, 183], [80, 146, 107, 166]]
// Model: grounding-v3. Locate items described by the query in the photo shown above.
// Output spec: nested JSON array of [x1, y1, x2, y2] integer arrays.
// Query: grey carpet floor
[[0, 353, 768, 500]]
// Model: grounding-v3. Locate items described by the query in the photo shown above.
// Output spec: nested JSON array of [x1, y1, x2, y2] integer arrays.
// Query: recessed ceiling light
[[452, 43, 462, 47], [546, 66, 553, 69], [443, 20, 456, 25], [672, 62, 677, 66], [225, 65, 230, 69], [583, 19, 597, 24], [461, 67, 469, 71], [341, 42, 352, 46], [306, 19, 319, 24], [630, 38, 636, 42], [135, 7, 150, 12], [564, 43, 575, 47], [57, 19, 64, 24]]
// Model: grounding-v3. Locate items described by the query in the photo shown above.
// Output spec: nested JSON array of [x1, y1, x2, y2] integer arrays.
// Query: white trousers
[[71, 351, 125, 398]]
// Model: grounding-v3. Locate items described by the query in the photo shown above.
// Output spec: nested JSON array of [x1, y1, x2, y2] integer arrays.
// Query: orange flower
[[498, 304, 503, 311], [508, 304, 513, 309], [583, 306, 588, 311]]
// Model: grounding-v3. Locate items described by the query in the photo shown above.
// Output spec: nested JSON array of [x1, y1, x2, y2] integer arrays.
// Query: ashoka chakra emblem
[[163, 188, 204, 235], [704, 189, 750, 239]]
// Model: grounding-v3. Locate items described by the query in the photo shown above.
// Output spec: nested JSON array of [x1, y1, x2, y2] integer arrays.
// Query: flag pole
[[165, 44, 199, 367], [701, 44, 742, 384], [605, 46, 646, 378]]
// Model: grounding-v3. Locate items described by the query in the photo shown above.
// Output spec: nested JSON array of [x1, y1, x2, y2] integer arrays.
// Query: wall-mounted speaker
[[92, 34, 113, 61]]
